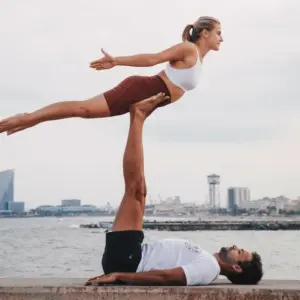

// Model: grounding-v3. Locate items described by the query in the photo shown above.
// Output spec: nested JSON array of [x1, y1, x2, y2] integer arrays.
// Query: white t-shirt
[[136, 238, 220, 286]]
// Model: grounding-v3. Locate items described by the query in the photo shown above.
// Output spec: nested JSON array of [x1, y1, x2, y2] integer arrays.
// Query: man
[[85, 93, 263, 286]]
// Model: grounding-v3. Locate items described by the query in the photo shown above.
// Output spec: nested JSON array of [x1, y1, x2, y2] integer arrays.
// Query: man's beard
[[219, 247, 235, 264]]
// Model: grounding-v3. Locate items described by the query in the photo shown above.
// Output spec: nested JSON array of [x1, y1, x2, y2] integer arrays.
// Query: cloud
[[0, 0, 300, 208], [146, 121, 279, 143]]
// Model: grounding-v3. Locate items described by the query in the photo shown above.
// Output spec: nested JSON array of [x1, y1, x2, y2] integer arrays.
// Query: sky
[[0, 0, 299, 209]]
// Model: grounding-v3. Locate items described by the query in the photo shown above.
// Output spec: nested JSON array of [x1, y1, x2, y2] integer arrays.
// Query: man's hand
[[89, 49, 117, 70], [85, 273, 119, 286], [84, 268, 186, 286]]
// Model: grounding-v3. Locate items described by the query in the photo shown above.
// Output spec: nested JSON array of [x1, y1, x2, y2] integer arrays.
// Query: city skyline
[[0, 167, 298, 211], [1, 0, 300, 209]]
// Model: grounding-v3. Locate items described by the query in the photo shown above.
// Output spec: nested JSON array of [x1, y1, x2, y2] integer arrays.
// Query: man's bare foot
[[130, 93, 170, 119]]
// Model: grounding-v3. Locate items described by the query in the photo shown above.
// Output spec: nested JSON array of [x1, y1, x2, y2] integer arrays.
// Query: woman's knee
[[80, 94, 111, 118]]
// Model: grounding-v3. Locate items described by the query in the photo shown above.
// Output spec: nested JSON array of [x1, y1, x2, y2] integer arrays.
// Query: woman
[[0, 16, 223, 135]]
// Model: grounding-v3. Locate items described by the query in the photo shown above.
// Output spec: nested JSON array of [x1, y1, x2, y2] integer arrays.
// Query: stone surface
[[0, 278, 300, 299]]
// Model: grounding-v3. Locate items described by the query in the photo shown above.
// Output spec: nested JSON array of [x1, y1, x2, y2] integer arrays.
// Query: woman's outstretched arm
[[90, 42, 196, 70]]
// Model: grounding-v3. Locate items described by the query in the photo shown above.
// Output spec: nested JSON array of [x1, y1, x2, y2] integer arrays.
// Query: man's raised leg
[[86, 93, 169, 281], [112, 93, 169, 231]]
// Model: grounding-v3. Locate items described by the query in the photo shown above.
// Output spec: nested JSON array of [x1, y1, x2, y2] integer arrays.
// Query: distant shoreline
[[80, 220, 300, 231], [0, 214, 114, 219]]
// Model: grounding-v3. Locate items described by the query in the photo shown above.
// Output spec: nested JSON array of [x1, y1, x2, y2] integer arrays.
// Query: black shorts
[[101, 230, 144, 274]]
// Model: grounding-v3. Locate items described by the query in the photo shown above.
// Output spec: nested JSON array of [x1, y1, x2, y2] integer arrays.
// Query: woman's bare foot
[[130, 93, 170, 119]]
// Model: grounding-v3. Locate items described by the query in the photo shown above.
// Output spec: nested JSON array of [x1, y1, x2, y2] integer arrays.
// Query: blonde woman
[[0, 17, 223, 135]]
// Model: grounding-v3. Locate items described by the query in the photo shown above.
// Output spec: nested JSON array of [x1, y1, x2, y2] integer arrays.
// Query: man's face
[[219, 245, 253, 264]]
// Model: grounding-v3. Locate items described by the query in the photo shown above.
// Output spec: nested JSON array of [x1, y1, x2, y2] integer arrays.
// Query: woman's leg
[[0, 75, 172, 135], [0, 94, 111, 135]]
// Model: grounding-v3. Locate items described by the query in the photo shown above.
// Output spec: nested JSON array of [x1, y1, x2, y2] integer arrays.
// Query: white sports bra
[[164, 50, 202, 92]]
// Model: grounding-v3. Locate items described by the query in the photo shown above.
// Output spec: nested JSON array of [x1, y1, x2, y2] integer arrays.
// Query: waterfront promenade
[[0, 278, 300, 299]]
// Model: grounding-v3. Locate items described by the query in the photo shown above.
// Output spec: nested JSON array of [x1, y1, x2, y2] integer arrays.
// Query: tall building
[[207, 174, 220, 209], [227, 187, 250, 210], [0, 169, 14, 211]]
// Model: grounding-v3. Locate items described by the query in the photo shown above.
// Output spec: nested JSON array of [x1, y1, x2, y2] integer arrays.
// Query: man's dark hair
[[226, 252, 263, 285]]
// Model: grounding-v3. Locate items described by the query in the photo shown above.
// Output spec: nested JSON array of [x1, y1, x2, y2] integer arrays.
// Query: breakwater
[[80, 220, 300, 231], [0, 278, 299, 300]]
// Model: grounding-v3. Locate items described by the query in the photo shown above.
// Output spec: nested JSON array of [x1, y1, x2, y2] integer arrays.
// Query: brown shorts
[[103, 75, 171, 116]]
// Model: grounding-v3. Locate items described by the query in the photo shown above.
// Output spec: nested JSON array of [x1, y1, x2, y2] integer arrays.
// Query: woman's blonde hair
[[182, 16, 220, 42]]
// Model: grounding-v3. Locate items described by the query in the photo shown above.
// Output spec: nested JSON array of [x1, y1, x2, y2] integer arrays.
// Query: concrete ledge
[[1, 279, 300, 299]]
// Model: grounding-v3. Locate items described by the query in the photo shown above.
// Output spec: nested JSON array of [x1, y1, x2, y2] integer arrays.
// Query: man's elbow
[[164, 270, 187, 286]]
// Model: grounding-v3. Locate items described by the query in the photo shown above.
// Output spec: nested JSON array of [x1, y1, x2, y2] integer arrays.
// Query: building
[[61, 199, 81, 207], [241, 196, 290, 212], [162, 196, 181, 206], [9, 201, 25, 213], [286, 199, 300, 211], [227, 187, 250, 210], [35, 204, 108, 215], [0, 169, 14, 211], [207, 174, 220, 209]]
